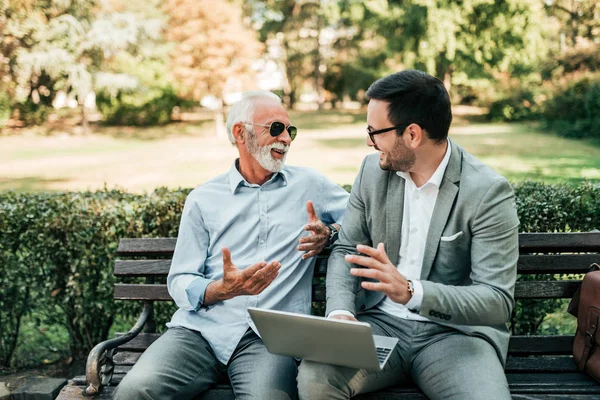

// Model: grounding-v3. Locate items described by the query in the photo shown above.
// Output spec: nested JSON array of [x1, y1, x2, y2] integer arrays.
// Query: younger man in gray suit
[[298, 70, 519, 399]]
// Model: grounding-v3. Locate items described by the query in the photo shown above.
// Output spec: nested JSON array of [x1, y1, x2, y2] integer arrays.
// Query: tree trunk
[[81, 104, 89, 135], [314, 13, 325, 110], [444, 69, 452, 94], [436, 56, 453, 94], [214, 97, 226, 137]]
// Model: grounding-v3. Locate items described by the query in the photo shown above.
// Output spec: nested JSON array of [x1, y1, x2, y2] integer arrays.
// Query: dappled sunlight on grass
[[582, 168, 600, 179], [0, 176, 70, 192], [289, 109, 366, 130], [451, 123, 515, 135], [315, 138, 366, 149], [1, 111, 599, 192], [94, 119, 217, 140]]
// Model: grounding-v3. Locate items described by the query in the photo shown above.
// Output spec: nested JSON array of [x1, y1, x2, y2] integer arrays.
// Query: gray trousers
[[115, 326, 297, 400], [297, 309, 510, 400]]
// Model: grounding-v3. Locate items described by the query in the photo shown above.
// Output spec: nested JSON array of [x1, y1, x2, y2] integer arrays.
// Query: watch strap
[[326, 224, 339, 246]]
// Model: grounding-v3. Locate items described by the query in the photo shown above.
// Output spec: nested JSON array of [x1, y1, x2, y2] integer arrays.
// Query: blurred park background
[[1, 0, 600, 191], [1, 0, 600, 384]]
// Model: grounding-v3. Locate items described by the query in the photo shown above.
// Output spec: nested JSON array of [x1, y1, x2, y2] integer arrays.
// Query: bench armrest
[[85, 301, 152, 396]]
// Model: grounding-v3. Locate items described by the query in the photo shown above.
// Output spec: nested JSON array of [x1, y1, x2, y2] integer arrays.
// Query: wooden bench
[[58, 232, 600, 399]]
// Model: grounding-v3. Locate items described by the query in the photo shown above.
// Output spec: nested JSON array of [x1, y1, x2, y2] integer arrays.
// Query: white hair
[[225, 91, 282, 145]]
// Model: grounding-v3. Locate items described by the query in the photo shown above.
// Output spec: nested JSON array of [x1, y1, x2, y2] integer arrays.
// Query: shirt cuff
[[327, 309, 355, 318], [185, 278, 212, 310], [405, 280, 424, 311]]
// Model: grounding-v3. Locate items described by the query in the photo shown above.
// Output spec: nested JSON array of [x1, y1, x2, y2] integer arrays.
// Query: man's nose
[[366, 135, 375, 147], [278, 129, 292, 145]]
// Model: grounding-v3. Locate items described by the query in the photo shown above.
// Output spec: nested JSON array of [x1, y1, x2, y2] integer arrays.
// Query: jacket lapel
[[420, 140, 462, 280], [386, 172, 404, 266]]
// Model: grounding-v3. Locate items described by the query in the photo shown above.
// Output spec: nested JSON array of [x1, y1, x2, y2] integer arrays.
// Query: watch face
[[327, 224, 339, 246]]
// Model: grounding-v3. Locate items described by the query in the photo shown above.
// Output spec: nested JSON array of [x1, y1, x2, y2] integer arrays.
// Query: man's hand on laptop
[[328, 310, 358, 322], [298, 200, 330, 259], [206, 248, 281, 303], [329, 314, 358, 322]]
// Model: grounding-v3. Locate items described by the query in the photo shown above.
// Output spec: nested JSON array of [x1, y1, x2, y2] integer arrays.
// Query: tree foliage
[[1, 0, 168, 127], [0, 0, 596, 126], [333, 0, 548, 95], [165, 0, 262, 102], [544, 0, 600, 47], [249, 0, 332, 106]]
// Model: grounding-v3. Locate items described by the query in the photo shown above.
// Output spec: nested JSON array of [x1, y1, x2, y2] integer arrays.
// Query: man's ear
[[233, 123, 245, 144], [405, 123, 423, 149]]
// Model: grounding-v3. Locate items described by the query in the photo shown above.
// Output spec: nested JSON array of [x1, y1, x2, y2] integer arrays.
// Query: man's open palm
[[220, 247, 281, 298]]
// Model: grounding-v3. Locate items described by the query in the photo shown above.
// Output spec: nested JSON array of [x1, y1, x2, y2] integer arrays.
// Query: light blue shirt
[[167, 160, 350, 363]]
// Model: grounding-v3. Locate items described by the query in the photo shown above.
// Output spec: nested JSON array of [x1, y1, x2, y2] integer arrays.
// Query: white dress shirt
[[329, 142, 451, 320]]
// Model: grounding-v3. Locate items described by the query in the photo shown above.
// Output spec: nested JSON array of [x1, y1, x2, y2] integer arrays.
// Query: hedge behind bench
[[1, 181, 599, 369]]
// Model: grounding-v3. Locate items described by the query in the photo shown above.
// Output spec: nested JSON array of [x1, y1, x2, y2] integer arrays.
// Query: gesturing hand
[[297, 200, 330, 260], [346, 243, 412, 305], [216, 247, 281, 300]]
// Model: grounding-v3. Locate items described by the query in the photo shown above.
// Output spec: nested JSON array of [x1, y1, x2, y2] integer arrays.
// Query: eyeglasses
[[244, 121, 297, 141], [366, 123, 410, 144]]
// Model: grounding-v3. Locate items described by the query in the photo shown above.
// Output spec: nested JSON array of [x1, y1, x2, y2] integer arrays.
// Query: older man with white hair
[[114, 91, 349, 400]]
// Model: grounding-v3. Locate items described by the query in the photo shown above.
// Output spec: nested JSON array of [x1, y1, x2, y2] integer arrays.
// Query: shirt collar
[[397, 140, 452, 189], [228, 159, 289, 194]]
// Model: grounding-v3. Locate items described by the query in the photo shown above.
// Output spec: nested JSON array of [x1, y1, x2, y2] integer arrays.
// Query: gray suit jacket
[[326, 139, 520, 364]]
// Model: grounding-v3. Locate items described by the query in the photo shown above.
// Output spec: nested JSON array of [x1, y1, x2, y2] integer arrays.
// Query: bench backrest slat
[[113, 280, 583, 301], [114, 254, 598, 277], [115, 260, 172, 276], [115, 233, 600, 257], [519, 232, 600, 253], [110, 332, 573, 356], [114, 284, 170, 300], [108, 341, 579, 373], [109, 349, 578, 373], [117, 238, 177, 257]]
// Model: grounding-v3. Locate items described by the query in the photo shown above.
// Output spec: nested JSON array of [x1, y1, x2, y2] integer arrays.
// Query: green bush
[[1, 182, 599, 368], [487, 88, 542, 122], [541, 45, 600, 80], [542, 74, 600, 139], [0, 188, 189, 368], [14, 100, 51, 126], [510, 181, 600, 335], [96, 86, 183, 126], [514, 181, 600, 232], [324, 57, 386, 104]]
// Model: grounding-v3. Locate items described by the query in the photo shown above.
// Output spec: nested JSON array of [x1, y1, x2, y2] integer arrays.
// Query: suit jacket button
[[360, 305, 366, 311]]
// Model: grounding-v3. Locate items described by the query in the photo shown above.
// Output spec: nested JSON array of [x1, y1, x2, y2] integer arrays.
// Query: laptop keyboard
[[376, 346, 392, 366]]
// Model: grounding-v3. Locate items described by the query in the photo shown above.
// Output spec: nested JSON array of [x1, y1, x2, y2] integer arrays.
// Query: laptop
[[247, 307, 398, 371]]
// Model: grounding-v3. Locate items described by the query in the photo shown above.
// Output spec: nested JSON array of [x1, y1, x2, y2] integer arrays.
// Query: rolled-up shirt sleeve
[[319, 176, 350, 225], [167, 195, 212, 311]]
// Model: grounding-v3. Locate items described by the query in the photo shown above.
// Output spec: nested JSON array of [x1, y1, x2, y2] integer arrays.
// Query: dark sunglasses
[[245, 121, 297, 141], [366, 123, 410, 143]]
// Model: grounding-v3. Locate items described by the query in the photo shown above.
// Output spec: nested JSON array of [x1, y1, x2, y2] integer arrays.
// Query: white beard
[[246, 131, 289, 172]]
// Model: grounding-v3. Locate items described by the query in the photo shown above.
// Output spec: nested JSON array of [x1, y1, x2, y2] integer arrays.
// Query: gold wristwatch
[[407, 280, 415, 298]]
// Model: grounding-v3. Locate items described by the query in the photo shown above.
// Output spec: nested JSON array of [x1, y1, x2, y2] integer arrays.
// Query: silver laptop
[[248, 307, 398, 371]]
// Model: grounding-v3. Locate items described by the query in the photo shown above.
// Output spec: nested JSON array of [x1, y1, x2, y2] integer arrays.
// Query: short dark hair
[[366, 70, 452, 142]]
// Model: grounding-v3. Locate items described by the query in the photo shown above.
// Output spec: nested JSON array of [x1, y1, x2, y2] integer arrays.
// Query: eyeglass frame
[[242, 121, 297, 141], [366, 123, 411, 144]]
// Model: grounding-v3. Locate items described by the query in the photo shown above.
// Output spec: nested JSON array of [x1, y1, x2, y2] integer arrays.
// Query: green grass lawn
[[1, 110, 598, 193]]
